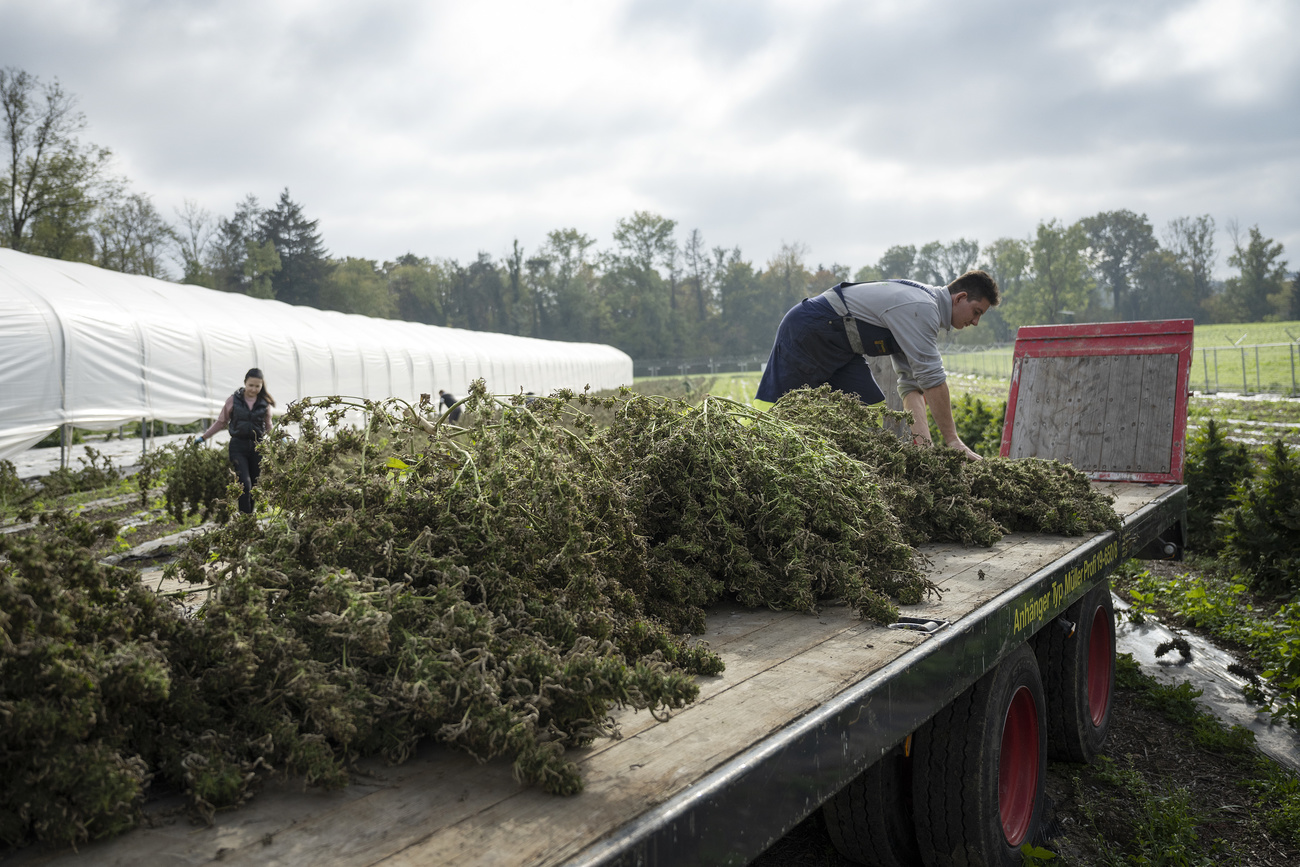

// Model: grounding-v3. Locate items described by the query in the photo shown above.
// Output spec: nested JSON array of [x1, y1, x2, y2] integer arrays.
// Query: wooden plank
[[1099, 356, 1145, 473], [1007, 356, 1042, 459], [1133, 354, 1176, 473], [867, 356, 908, 438], [918, 534, 1085, 618], [384, 625, 928, 867], [1005, 351, 1183, 481], [1064, 355, 1110, 469], [1009, 356, 1117, 465]]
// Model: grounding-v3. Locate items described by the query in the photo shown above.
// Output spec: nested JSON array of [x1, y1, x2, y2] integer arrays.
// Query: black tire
[[1033, 580, 1116, 763], [912, 643, 1047, 867], [821, 742, 920, 867]]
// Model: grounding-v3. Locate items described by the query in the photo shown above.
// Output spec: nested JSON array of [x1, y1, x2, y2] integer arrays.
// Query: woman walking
[[196, 368, 275, 514]]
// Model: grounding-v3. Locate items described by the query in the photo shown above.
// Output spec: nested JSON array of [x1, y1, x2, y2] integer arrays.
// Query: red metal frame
[[999, 319, 1193, 484]]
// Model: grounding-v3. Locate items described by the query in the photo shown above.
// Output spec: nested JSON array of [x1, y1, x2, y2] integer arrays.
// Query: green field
[[940, 321, 1300, 396], [1192, 321, 1300, 346]]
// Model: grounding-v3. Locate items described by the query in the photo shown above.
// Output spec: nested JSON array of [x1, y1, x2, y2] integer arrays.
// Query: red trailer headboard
[[999, 319, 1194, 483]]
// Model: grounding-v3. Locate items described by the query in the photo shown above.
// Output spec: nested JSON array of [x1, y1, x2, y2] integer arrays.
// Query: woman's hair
[[244, 367, 276, 407]]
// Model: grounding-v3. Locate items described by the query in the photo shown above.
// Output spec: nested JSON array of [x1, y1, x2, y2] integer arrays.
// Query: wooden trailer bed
[[17, 483, 1184, 867]]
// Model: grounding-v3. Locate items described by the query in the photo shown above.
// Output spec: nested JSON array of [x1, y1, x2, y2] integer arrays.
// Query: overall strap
[[819, 283, 865, 355]]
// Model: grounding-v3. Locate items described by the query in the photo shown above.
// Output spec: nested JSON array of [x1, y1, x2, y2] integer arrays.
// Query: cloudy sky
[[2, 0, 1297, 276]]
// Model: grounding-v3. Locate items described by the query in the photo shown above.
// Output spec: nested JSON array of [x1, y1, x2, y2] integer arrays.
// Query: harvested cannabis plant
[[0, 383, 1120, 848]]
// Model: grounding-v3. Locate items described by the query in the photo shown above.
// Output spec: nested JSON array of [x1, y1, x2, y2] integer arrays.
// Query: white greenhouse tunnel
[[0, 248, 633, 463]]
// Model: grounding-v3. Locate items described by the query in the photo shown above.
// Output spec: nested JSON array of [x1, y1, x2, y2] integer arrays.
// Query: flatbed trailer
[[19, 320, 1195, 867], [20, 484, 1185, 867]]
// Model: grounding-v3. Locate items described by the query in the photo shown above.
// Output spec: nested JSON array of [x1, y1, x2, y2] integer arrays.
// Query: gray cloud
[[1, 0, 1296, 274]]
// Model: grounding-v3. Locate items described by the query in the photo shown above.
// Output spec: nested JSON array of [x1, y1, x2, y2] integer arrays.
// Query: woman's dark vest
[[229, 389, 269, 441]]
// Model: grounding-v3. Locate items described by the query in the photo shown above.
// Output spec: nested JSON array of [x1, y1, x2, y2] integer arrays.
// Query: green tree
[[446, 252, 510, 332], [877, 244, 916, 280], [1, 67, 114, 256], [538, 228, 600, 343], [603, 212, 680, 357], [93, 192, 174, 278], [257, 188, 332, 307], [1164, 215, 1216, 318], [713, 246, 765, 354], [976, 237, 1031, 342], [386, 254, 449, 325], [1001, 220, 1092, 328], [1221, 224, 1288, 322], [764, 241, 812, 313], [504, 239, 527, 334], [599, 259, 671, 357], [1222, 439, 1300, 597], [243, 240, 281, 300], [320, 257, 392, 317], [915, 238, 979, 285], [811, 262, 850, 288], [207, 195, 262, 294], [1184, 418, 1253, 551], [852, 263, 883, 282], [612, 211, 677, 273], [682, 228, 715, 324], [1132, 247, 1197, 321], [1079, 209, 1158, 320], [173, 198, 215, 287]]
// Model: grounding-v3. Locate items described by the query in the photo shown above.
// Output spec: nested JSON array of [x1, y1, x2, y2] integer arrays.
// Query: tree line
[[4, 67, 1296, 360]]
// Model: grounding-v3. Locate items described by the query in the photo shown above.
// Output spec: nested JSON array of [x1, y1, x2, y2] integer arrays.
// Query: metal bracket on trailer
[[887, 616, 951, 635]]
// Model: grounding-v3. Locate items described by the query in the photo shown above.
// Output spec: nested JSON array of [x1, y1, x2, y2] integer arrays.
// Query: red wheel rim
[[1087, 605, 1114, 726], [999, 686, 1039, 846]]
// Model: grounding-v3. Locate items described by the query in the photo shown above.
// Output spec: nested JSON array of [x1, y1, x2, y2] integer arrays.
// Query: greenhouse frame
[[0, 248, 633, 462]]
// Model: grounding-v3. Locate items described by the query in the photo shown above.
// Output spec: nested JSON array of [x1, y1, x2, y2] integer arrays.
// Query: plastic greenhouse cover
[[0, 248, 634, 461]]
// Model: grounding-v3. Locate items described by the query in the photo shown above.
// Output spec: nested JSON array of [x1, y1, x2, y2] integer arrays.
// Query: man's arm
[[902, 384, 981, 461]]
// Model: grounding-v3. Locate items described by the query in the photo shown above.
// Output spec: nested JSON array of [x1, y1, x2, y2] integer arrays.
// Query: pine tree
[[1221, 439, 1300, 597], [1183, 418, 1254, 551], [257, 189, 331, 307]]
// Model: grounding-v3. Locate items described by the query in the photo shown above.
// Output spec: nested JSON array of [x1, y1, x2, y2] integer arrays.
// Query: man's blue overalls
[[755, 282, 900, 405]]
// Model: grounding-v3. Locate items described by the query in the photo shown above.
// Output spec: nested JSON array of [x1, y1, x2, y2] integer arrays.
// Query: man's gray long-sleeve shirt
[[838, 280, 953, 395]]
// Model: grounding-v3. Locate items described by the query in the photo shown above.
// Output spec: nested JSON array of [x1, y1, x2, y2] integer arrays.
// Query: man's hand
[[910, 383, 983, 461], [946, 438, 982, 461]]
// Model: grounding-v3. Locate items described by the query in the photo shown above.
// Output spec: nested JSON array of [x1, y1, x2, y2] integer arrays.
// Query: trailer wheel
[[1034, 580, 1115, 763], [821, 742, 919, 867], [913, 643, 1046, 867]]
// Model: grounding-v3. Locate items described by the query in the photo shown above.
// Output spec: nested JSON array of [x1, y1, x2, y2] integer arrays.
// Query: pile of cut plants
[[0, 383, 1119, 849]]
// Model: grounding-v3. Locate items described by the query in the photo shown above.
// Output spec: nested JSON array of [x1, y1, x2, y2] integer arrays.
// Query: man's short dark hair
[[949, 269, 1000, 306]]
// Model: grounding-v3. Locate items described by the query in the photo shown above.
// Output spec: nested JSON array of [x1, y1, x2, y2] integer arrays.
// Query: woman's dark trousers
[[228, 437, 261, 514]]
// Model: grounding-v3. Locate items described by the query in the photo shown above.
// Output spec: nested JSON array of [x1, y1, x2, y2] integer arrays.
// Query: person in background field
[[438, 389, 463, 423], [195, 368, 276, 514], [756, 270, 1000, 461]]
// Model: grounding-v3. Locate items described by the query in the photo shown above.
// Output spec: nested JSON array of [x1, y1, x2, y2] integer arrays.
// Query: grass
[[934, 320, 1300, 396], [1059, 653, 1300, 865]]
